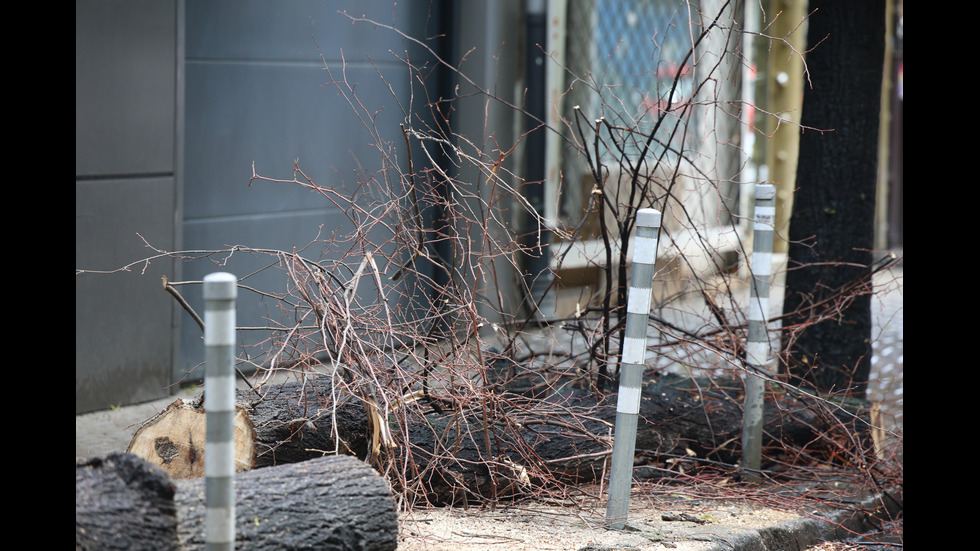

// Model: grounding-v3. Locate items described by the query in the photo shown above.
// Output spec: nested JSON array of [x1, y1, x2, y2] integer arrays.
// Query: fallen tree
[[127, 371, 869, 505], [76, 452, 398, 551]]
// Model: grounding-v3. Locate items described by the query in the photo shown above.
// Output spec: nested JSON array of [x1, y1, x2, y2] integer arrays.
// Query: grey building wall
[[77, 1, 443, 414], [76, 0, 525, 414], [178, 1, 432, 382], [446, 0, 525, 335], [76, 0, 181, 413]]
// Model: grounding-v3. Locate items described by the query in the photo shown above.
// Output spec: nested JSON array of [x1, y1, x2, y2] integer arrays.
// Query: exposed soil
[[397, 491, 797, 550], [393, 482, 902, 551]]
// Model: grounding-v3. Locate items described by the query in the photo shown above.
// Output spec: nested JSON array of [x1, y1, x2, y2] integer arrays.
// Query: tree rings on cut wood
[[127, 399, 256, 478]]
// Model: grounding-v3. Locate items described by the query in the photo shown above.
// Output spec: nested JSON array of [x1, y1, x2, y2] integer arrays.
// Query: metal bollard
[[204, 273, 238, 550], [741, 184, 775, 477], [606, 209, 661, 530]]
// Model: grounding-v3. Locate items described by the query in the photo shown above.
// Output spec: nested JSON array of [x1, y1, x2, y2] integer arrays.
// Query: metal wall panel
[[179, 1, 430, 378], [76, 177, 178, 413], [76, 1, 179, 413], [75, 0, 176, 176], [446, 0, 523, 332], [76, 0, 445, 410]]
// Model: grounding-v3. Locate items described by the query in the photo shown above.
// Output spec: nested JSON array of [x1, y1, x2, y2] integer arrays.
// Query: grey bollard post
[[741, 184, 775, 477], [606, 209, 661, 530], [204, 273, 238, 550]]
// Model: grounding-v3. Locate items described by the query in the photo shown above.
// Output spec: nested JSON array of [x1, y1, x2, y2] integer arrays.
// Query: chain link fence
[[558, 0, 701, 234]]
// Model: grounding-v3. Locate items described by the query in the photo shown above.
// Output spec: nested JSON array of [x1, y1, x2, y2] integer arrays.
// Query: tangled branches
[[78, 4, 900, 540]]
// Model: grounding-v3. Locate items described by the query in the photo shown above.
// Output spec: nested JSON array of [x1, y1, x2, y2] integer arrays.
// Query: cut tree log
[[76, 452, 180, 551], [127, 399, 257, 478], [174, 453, 398, 551], [76, 452, 398, 551], [128, 377, 370, 478], [126, 374, 868, 505]]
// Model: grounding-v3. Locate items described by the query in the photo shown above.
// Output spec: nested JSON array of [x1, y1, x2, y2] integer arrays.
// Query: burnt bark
[[239, 377, 371, 468], [371, 374, 867, 504], [781, 0, 886, 398]]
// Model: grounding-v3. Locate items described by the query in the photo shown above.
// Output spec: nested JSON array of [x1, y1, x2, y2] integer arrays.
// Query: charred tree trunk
[[76, 452, 398, 551], [780, 0, 886, 398]]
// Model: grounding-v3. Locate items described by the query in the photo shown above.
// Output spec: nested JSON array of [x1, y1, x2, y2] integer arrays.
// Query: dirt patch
[[396, 487, 810, 551]]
